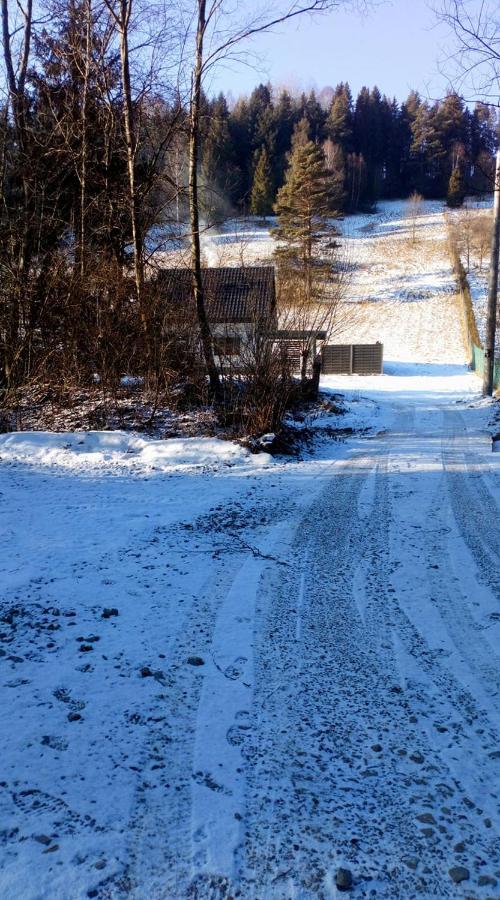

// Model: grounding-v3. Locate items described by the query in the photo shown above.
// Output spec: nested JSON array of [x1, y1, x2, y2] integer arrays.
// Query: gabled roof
[[156, 266, 276, 324]]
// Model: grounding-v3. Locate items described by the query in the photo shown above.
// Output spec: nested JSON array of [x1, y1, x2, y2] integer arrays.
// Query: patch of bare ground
[[0, 381, 359, 462], [0, 381, 219, 438]]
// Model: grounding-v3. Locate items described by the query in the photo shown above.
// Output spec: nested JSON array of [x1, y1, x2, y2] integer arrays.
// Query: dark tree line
[[200, 82, 498, 216]]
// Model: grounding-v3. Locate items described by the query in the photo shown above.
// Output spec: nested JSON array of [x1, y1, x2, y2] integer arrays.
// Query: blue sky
[[208, 1, 454, 103]]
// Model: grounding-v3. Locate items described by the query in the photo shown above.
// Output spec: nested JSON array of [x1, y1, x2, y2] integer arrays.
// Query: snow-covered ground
[[0, 431, 273, 474], [339, 199, 457, 306], [1, 202, 500, 899]]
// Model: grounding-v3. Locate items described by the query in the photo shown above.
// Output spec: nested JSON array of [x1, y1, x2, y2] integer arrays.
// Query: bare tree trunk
[[1, 0, 33, 386], [79, 0, 92, 279], [104, 0, 144, 310], [1, 0, 32, 143], [183, 1, 350, 402], [188, 0, 222, 399], [311, 352, 321, 397]]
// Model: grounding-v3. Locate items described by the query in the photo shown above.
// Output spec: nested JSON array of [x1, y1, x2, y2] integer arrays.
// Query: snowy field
[[1, 202, 500, 899]]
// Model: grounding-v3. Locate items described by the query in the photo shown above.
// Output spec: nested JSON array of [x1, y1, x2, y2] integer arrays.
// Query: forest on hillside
[[200, 83, 497, 216]]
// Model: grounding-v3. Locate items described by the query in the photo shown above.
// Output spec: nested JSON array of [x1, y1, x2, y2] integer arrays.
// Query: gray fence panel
[[322, 343, 383, 375], [321, 344, 353, 374], [352, 343, 383, 375]]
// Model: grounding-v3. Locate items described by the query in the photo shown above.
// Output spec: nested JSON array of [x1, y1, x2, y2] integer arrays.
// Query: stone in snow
[[449, 866, 469, 884], [335, 868, 353, 891]]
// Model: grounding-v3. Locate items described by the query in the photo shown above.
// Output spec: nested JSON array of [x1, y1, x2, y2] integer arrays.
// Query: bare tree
[[102, 0, 144, 310], [1, 0, 34, 385], [277, 244, 352, 380], [407, 190, 424, 244], [79, 0, 93, 278], [101, 0, 178, 313], [436, 0, 500, 105], [471, 210, 492, 270], [1, 0, 33, 142]]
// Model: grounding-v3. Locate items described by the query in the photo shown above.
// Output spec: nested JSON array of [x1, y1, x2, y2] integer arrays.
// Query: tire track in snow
[[240, 451, 379, 897], [236, 407, 499, 898], [424, 482, 500, 709], [239, 436, 470, 898]]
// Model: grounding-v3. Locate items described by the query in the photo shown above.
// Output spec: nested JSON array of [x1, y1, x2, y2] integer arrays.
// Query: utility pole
[[483, 148, 500, 396]]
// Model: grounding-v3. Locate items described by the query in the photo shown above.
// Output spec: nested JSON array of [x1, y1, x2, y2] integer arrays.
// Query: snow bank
[[0, 431, 273, 473]]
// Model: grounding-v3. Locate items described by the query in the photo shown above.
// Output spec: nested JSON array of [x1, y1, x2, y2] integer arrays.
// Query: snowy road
[[1, 369, 499, 899]]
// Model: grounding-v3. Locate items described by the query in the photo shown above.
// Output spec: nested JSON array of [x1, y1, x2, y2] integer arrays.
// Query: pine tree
[[274, 121, 337, 282], [353, 86, 383, 205], [201, 93, 234, 217], [447, 166, 466, 207], [272, 89, 296, 189], [228, 97, 252, 209], [300, 90, 326, 143], [325, 83, 353, 150], [274, 123, 339, 377], [323, 138, 346, 212], [250, 147, 274, 217]]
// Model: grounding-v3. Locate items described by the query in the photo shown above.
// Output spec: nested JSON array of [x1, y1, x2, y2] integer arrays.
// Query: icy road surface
[[0, 368, 499, 900]]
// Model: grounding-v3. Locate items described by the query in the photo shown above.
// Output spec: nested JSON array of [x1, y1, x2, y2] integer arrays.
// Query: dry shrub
[[214, 325, 294, 436]]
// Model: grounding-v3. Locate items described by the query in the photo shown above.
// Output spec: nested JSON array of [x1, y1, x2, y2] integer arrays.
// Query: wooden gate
[[322, 342, 383, 375]]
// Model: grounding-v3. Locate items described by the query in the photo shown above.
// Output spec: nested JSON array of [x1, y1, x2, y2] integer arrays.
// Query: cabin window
[[214, 335, 241, 356]]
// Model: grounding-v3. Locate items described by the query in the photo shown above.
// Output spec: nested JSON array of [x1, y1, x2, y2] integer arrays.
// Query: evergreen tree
[[439, 93, 468, 154], [274, 128, 336, 285], [380, 97, 405, 197], [346, 152, 367, 211], [30, 0, 127, 262], [299, 90, 325, 143], [274, 122, 337, 278], [201, 93, 234, 217], [353, 86, 384, 205], [272, 89, 296, 188], [274, 123, 341, 378], [399, 91, 421, 192], [289, 116, 311, 151], [220, 82, 496, 210], [228, 97, 252, 209], [323, 139, 346, 212], [248, 83, 273, 139], [410, 101, 447, 196], [247, 84, 275, 159], [250, 147, 274, 217], [447, 166, 466, 207], [325, 83, 353, 150]]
